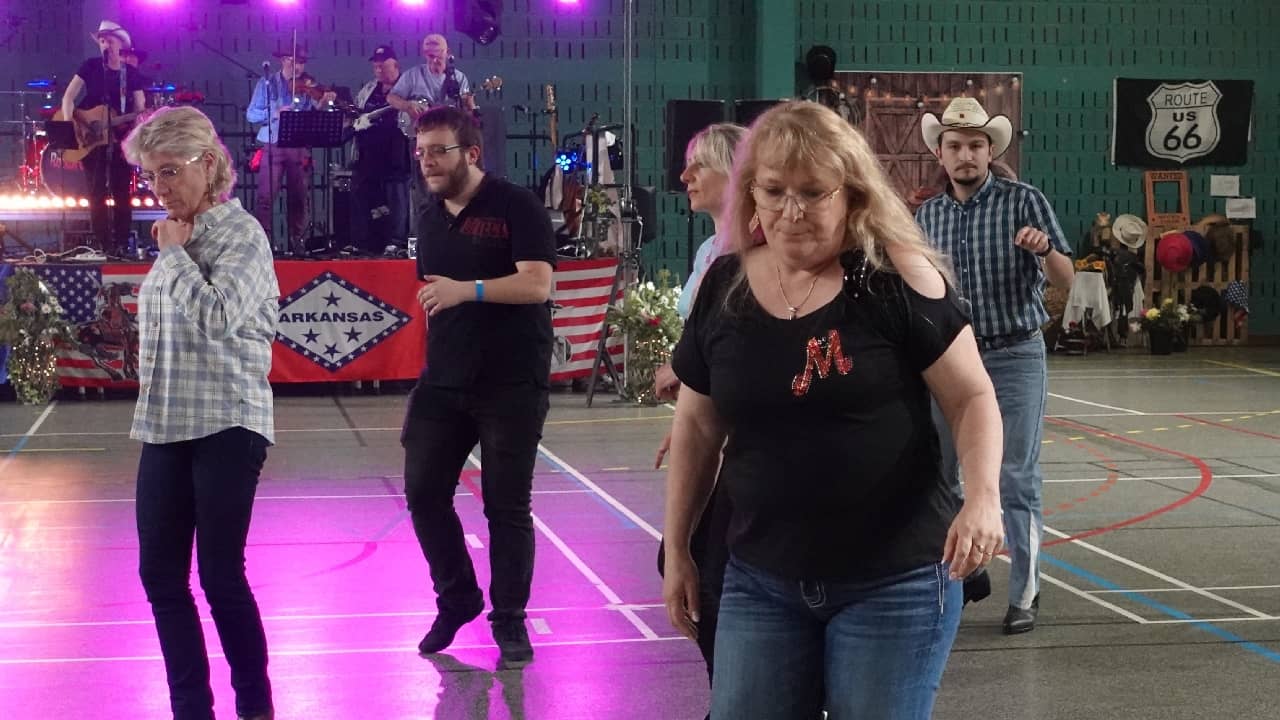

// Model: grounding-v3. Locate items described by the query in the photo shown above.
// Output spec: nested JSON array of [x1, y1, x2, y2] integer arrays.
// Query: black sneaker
[[418, 604, 484, 655], [493, 621, 534, 668]]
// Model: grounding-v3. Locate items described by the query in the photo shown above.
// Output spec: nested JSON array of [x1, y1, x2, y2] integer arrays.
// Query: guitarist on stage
[[387, 33, 477, 253], [350, 45, 411, 255], [59, 20, 146, 257]]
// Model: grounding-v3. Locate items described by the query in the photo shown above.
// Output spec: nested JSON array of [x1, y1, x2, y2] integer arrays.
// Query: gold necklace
[[775, 264, 821, 320]]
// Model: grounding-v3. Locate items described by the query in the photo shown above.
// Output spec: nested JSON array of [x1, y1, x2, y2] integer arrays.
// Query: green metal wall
[[788, 0, 1280, 332]]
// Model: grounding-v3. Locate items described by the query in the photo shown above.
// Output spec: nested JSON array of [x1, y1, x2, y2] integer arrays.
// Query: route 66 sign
[[1145, 81, 1221, 163]]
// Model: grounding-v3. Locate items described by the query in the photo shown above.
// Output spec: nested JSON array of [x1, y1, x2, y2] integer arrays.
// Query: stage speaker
[[664, 99, 726, 191], [475, 105, 507, 180], [455, 0, 501, 45], [734, 99, 784, 128], [629, 185, 657, 247]]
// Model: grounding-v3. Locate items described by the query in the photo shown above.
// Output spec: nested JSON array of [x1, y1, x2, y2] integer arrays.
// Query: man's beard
[[432, 161, 471, 199]]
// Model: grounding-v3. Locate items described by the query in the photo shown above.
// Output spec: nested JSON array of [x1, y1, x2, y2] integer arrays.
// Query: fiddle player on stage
[[59, 20, 147, 257], [350, 45, 411, 255], [245, 48, 333, 256]]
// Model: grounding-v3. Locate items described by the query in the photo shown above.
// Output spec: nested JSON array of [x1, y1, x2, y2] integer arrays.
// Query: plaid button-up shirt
[[131, 199, 280, 445], [915, 173, 1072, 338]]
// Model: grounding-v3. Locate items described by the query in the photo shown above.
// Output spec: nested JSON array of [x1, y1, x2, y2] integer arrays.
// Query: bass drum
[[40, 150, 88, 199]]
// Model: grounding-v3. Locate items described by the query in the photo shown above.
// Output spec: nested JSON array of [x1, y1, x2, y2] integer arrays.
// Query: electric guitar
[[52, 105, 141, 163], [352, 76, 502, 133]]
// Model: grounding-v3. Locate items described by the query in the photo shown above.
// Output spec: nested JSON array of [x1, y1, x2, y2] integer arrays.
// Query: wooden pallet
[[1141, 170, 1249, 345]]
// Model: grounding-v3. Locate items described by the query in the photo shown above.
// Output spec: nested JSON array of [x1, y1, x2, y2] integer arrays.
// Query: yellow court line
[[1204, 359, 1280, 378]]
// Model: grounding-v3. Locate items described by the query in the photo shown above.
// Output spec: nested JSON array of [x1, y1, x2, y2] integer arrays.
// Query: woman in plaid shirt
[[123, 106, 280, 720]]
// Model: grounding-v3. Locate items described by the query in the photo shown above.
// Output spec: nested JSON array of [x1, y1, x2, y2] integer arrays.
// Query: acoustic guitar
[[52, 105, 141, 164]]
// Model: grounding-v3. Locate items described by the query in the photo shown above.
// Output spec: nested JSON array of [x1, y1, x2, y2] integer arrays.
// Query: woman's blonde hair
[[724, 101, 952, 283], [122, 106, 237, 202], [686, 122, 746, 177]]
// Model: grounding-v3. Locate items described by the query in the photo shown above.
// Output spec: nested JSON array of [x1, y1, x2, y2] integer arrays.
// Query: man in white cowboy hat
[[58, 20, 147, 257], [916, 96, 1075, 635]]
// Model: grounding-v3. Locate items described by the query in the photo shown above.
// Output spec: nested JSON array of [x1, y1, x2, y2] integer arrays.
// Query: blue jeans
[[934, 335, 1046, 609], [711, 556, 961, 720], [136, 427, 272, 720]]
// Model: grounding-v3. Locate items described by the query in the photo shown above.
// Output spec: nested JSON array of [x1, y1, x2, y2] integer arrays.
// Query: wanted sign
[[1112, 78, 1253, 167]]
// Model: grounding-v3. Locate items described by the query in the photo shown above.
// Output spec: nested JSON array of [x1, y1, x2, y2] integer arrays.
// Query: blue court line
[[536, 448, 639, 530], [1042, 554, 1280, 664]]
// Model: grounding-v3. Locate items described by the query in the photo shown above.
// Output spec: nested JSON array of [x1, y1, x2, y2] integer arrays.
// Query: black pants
[[401, 382, 550, 624], [136, 427, 273, 720], [657, 479, 732, 684], [81, 143, 133, 255]]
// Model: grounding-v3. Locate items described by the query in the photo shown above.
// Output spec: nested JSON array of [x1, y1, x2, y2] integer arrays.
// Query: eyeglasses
[[415, 144, 467, 159], [749, 182, 842, 215], [137, 155, 202, 186]]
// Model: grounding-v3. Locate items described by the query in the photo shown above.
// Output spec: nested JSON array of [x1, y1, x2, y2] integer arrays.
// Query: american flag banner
[[30, 263, 149, 387], [550, 258, 625, 382]]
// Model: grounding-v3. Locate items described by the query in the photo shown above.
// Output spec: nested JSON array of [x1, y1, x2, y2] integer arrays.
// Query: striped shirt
[[915, 173, 1071, 338], [131, 199, 281, 445]]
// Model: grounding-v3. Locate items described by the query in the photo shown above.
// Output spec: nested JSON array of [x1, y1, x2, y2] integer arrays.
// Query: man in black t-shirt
[[401, 106, 556, 669], [59, 21, 147, 256]]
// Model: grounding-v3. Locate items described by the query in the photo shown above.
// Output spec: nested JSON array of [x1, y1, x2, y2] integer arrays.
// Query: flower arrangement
[[0, 269, 75, 404], [1138, 297, 1195, 333], [605, 269, 684, 404]]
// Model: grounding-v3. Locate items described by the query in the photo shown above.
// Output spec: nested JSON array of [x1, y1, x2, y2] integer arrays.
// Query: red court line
[[1041, 417, 1214, 548], [1175, 414, 1280, 442], [1041, 429, 1119, 519]]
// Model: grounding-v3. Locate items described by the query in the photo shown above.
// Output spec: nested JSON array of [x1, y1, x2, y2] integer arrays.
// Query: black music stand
[[278, 111, 346, 254], [278, 110, 344, 149]]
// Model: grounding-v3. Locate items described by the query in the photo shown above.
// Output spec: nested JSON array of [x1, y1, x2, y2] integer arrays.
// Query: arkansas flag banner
[[1111, 78, 1253, 167], [271, 259, 425, 382]]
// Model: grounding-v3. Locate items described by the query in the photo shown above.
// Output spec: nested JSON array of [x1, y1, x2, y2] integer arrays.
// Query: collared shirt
[[246, 72, 321, 144], [915, 173, 1072, 338], [131, 199, 281, 445], [389, 64, 472, 135]]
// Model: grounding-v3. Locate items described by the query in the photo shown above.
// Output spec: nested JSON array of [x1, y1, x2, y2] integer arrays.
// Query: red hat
[[1156, 232, 1193, 273]]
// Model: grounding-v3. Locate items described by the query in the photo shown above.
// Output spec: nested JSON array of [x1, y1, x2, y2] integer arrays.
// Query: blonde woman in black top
[[662, 101, 1005, 719]]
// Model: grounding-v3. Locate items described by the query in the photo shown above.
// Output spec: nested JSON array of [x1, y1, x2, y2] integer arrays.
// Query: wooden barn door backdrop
[[831, 72, 1023, 202]]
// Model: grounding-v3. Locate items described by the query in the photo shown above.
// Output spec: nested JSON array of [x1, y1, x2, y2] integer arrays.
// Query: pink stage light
[[400, 0, 427, 6], [557, 0, 581, 4]]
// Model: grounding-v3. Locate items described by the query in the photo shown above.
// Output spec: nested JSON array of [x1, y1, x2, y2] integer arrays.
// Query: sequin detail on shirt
[[791, 329, 854, 397]]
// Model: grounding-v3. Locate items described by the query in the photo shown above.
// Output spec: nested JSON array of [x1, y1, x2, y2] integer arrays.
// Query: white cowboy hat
[[921, 97, 1013, 158], [90, 20, 132, 50], [1111, 214, 1148, 250]]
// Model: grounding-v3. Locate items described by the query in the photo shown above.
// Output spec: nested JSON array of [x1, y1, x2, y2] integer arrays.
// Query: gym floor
[[2, 348, 1278, 719]]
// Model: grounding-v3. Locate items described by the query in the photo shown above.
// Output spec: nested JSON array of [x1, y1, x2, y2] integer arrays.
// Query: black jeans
[[136, 427, 272, 720], [401, 382, 550, 624], [81, 143, 133, 255]]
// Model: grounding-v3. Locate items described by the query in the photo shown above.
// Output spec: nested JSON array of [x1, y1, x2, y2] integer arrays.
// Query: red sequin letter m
[[791, 329, 854, 397]]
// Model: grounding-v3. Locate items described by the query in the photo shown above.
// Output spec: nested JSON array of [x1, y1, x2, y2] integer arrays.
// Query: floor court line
[[537, 443, 663, 541], [0, 401, 58, 475], [1203, 359, 1280, 378], [1090, 584, 1280, 594], [1047, 393, 1145, 415], [0, 634, 688, 666], [1043, 526, 1272, 619], [465, 454, 659, 641]]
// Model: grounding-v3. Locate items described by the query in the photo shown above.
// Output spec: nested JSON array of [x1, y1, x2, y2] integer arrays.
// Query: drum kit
[[2, 76, 199, 203]]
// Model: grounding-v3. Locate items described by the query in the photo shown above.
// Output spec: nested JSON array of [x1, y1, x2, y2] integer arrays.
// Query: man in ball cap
[[350, 44, 411, 255], [916, 97, 1075, 635]]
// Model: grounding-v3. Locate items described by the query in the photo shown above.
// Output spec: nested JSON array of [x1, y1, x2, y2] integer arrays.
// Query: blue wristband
[[475, 279, 484, 302]]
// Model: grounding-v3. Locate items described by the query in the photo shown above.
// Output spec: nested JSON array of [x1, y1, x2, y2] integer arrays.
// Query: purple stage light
[[400, 0, 427, 6]]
